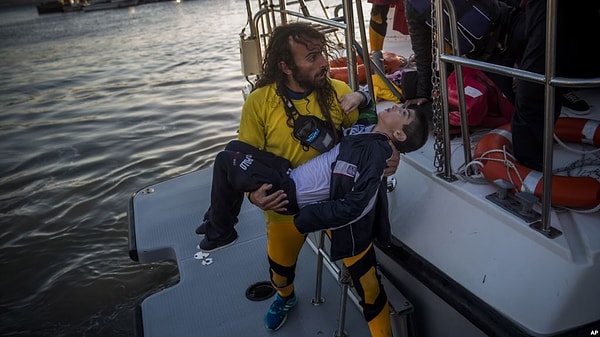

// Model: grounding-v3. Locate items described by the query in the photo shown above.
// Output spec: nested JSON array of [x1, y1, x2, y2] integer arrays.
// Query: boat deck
[[381, 88, 600, 336], [128, 13, 600, 335], [129, 166, 414, 337]]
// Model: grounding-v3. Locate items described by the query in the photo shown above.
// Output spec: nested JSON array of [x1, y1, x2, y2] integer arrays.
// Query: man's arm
[[383, 144, 400, 176], [239, 89, 290, 212], [339, 90, 373, 115]]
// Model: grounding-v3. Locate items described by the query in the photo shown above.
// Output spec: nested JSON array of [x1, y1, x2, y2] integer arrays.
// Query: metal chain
[[431, 0, 445, 173]]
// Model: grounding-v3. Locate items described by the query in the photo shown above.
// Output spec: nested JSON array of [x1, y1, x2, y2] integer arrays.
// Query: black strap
[[279, 89, 301, 121], [278, 86, 339, 153]]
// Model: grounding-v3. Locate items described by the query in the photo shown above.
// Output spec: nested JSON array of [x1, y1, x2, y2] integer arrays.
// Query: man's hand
[[248, 183, 289, 212], [340, 92, 365, 114], [404, 97, 429, 107], [383, 143, 400, 176]]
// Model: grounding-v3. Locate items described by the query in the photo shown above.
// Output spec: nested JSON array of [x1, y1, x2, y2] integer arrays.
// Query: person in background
[[368, 0, 408, 52], [561, 90, 589, 114], [511, 0, 600, 171], [554, 1, 598, 114], [402, 0, 525, 108], [554, 0, 597, 114], [510, 0, 554, 171], [403, 0, 596, 171], [203, 22, 401, 336]]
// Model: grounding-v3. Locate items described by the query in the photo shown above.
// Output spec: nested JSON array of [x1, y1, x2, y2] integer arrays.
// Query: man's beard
[[293, 66, 329, 90]]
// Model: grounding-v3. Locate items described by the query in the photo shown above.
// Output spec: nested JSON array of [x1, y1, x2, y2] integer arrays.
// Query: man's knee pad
[[370, 5, 389, 28], [268, 256, 296, 289], [345, 247, 384, 310], [366, 301, 392, 337], [361, 285, 388, 322]]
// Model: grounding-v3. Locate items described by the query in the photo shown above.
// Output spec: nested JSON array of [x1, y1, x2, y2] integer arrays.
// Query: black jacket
[[293, 132, 392, 260], [405, 0, 519, 100]]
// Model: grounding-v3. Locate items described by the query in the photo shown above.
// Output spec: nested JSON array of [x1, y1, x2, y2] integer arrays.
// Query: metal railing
[[241, 0, 600, 236], [434, 0, 600, 235], [241, 0, 403, 100]]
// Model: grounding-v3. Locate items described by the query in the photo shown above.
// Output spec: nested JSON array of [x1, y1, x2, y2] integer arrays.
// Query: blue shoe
[[264, 293, 297, 331]]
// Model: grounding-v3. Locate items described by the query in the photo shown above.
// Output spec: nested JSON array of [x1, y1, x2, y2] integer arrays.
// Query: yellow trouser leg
[[360, 267, 392, 337], [266, 219, 305, 297], [369, 4, 389, 51], [370, 28, 386, 52], [344, 245, 392, 337], [367, 300, 392, 337]]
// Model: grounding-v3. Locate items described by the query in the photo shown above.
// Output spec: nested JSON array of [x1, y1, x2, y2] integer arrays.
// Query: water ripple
[[0, 1, 248, 335]]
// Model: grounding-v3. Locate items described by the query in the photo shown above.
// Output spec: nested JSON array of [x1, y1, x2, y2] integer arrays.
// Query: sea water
[[0, 1, 248, 335]]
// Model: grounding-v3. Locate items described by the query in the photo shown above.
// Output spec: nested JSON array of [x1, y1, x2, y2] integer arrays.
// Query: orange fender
[[330, 63, 367, 84], [474, 120, 600, 209], [329, 51, 406, 84], [554, 117, 600, 146], [329, 56, 363, 68], [382, 51, 406, 73]]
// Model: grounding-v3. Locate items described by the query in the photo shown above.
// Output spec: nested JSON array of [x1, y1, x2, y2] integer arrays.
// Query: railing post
[[334, 265, 351, 337], [311, 231, 326, 305]]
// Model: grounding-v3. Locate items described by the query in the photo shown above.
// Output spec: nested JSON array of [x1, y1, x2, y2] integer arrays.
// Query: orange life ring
[[554, 116, 600, 146], [329, 52, 406, 84], [329, 55, 363, 68], [381, 51, 406, 73], [330, 63, 367, 84], [473, 117, 600, 209]]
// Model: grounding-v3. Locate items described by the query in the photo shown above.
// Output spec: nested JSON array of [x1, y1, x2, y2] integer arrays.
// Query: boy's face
[[379, 105, 415, 129]]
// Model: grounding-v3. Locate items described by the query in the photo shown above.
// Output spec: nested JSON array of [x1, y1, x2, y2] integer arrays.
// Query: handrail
[[248, 0, 401, 98], [541, 0, 559, 234], [250, 3, 348, 80], [435, 0, 600, 235], [440, 55, 600, 88], [246, 0, 600, 235]]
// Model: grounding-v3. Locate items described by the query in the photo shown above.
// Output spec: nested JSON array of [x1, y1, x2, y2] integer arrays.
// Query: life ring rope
[[475, 146, 533, 193], [472, 145, 600, 213], [471, 118, 600, 212], [553, 133, 600, 155]]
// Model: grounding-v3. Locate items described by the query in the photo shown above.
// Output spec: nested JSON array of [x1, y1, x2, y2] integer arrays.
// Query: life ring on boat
[[329, 52, 406, 84], [330, 56, 367, 84], [380, 51, 406, 73], [554, 116, 600, 146], [473, 117, 600, 209], [330, 64, 368, 84]]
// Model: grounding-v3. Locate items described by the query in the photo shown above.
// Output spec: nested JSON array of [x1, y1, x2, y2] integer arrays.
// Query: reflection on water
[[0, 1, 247, 335]]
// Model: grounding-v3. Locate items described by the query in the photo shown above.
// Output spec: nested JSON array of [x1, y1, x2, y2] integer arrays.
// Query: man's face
[[288, 37, 329, 91]]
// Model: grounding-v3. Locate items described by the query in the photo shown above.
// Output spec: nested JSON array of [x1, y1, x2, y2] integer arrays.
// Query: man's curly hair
[[255, 22, 340, 141]]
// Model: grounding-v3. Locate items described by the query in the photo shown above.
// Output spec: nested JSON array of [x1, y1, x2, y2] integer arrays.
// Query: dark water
[[0, 1, 248, 335]]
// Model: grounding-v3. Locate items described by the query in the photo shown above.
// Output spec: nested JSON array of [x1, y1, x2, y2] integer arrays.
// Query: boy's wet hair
[[392, 108, 429, 153]]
